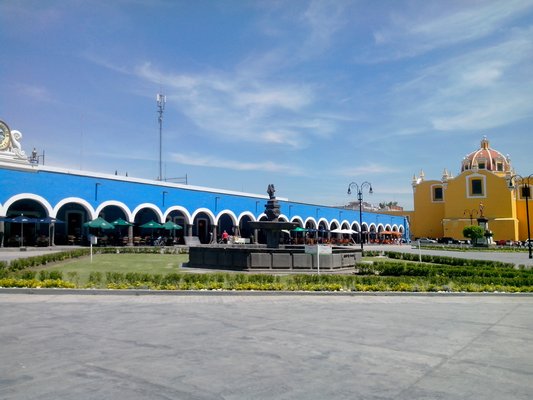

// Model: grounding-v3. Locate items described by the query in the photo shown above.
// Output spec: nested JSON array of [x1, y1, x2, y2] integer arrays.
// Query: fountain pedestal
[[247, 220, 298, 248], [247, 184, 298, 248]]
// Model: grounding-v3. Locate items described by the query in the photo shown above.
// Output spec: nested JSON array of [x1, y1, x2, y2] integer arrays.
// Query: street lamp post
[[347, 181, 373, 251], [508, 174, 533, 259]]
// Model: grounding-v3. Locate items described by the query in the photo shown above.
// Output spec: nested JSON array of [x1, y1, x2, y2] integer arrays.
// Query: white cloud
[[460, 62, 504, 88], [389, 27, 533, 133], [134, 63, 321, 148], [261, 130, 302, 147], [170, 152, 303, 175], [235, 86, 311, 111], [340, 163, 399, 177], [16, 83, 55, 103], [365, 0, 533, 61], [299, 0, 348, 56]]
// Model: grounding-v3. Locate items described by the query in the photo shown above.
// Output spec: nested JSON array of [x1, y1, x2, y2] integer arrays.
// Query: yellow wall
[[412, 179, 444, 239]]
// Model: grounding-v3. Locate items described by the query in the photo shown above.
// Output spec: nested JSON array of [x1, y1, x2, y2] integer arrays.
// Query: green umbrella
[[140, 220, 163, 229], [162, 221, 183, 230], [111, 218, 134, 227], [83, 217, 114, 229], [291, 226, 307, 232], [111, 218, 134, 243]]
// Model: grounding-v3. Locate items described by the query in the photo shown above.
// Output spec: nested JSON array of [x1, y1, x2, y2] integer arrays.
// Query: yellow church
[[408, 137, 531, 243]]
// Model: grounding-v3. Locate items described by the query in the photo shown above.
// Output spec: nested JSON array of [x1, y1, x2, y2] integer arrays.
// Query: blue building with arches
[[0, 120, 408, 247]]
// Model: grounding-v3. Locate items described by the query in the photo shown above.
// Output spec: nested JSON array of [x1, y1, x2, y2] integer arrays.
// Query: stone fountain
[[186, 184, 362, 272], [247, 184, 298, 248]]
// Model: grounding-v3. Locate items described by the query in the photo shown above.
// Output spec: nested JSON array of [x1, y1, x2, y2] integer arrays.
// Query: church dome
[[461, 137, 511, 174]]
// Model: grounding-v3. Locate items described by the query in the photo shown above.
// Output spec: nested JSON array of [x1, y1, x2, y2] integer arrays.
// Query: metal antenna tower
[[157, 91, 166, 181]]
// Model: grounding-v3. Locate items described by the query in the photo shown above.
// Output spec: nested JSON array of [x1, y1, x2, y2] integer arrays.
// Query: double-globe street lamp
[[463, 209, 478, 225], [507, 174, 533, 259], [347, 181, 373, 251]]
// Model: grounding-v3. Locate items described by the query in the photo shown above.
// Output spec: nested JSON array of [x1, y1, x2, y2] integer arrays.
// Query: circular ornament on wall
[[0, 120, 11, 150]]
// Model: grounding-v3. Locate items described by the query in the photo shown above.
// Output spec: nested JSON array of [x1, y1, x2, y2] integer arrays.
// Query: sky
[[2, 0, 533, 210]]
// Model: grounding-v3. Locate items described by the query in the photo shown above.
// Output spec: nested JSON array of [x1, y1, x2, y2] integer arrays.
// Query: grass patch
[[23, 253, 188, 286]]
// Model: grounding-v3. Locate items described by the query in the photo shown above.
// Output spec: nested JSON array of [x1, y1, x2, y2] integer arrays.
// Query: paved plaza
[[1, 292, 532, 399]]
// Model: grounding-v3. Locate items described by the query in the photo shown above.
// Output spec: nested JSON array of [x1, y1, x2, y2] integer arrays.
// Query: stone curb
[[1, 288, 532, 297]]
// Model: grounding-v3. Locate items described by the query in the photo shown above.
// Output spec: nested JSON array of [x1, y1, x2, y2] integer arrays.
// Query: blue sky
[[2, 0, 533, 210]]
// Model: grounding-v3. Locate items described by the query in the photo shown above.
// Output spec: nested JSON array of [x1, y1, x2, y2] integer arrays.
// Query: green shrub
[[88, 271, 103, 284], [66, 271, 79, 284], [49, 270, 63, 280]]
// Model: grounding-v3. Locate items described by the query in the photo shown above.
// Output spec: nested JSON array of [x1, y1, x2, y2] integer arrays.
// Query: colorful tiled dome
[[461, 137, 511, 174]]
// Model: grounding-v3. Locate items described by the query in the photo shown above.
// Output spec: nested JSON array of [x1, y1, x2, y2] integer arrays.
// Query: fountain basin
[[187, 244, 362, 272]]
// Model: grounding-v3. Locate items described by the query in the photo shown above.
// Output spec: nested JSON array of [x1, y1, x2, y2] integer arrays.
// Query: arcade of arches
[[1, 198, 403, 247]]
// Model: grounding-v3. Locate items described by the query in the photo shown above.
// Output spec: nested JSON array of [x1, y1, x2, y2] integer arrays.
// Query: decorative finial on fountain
[[267, 184, 276, 199]]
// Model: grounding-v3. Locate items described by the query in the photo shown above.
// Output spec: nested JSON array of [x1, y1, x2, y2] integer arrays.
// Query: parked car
[[439, 237, 459, 244], [416, 238, 438, 244]]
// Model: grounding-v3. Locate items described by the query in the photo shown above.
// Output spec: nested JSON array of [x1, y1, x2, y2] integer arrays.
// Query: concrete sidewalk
[[1, 293, 532, 399]]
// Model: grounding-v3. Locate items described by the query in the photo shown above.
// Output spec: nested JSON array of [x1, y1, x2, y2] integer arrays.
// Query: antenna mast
[[157, 91, 166, 181]]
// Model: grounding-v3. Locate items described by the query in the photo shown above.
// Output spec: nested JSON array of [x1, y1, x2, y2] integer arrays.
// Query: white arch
[[368, 223, 377, 231], [384, 224, 392, 231], [191, 207, 216, 224], [392, 224, 399, 232], [304, 217, 318, 227], [350, 221, 361, 231], [215, 209, 238, 225], [3, 193, 53, 217], [164, 206, 192, 225], [317, 218, 329, 229], [340, 220, 350, 229], [96, 200, 133, 221], [330, 219, 341, 227], [257, 212, 267, 221], [237, 211, 256, 223], [53, 197, 95, 219], [290, 216, 304, 226], [377, 223, 385, 232], [277, 213, 288, 221], [132, 203, 164, 223]]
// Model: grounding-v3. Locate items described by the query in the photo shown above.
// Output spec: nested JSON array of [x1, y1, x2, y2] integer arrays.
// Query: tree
[[463, 225, 484, 242], [379, 201, 399, 210]]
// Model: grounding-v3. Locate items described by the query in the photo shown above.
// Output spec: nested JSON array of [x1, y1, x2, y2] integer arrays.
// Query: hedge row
[[2, 270, 532, 292], [360, 260, 532, 277], [359, 262, 533, 287], [382, 251, 516, 268], [2, 249, 90, 273]]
